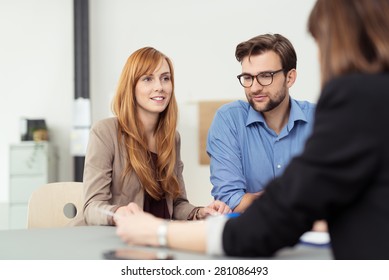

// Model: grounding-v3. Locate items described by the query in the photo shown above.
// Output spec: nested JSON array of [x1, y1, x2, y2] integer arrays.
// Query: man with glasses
[[207, 33, 316, 213]]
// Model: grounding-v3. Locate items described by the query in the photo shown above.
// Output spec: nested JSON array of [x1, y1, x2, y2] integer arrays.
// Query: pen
[[225, 213, 240, 218], [97, 208, 122, 220]]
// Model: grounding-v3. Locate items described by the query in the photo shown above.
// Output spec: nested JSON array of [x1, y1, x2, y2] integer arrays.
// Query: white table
[[0, 226, 332, 260]]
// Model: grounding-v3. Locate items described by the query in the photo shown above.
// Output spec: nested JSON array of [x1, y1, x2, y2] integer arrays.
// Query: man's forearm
[[233, 192, 263, 213]]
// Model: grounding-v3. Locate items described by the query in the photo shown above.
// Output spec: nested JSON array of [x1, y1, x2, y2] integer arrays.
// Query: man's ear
[[286, 69, 297, 88]]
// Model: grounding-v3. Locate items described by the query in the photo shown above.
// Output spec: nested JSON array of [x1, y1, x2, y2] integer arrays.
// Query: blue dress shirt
[[207, 99, 316, 210]]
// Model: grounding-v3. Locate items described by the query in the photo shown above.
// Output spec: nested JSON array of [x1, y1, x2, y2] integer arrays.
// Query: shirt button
[[277, 164, 282, 169]]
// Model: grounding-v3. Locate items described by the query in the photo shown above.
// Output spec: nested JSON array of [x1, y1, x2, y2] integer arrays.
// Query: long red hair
[[112, 47, 180, 200]]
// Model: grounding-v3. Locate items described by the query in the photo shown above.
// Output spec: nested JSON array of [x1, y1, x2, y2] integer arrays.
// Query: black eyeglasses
[[237, 69, 284, 88]]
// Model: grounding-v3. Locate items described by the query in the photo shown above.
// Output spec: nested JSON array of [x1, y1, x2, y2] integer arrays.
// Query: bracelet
[[157, 220, 169, 247]]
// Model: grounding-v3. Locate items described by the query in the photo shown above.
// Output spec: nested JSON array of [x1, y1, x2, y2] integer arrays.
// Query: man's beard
[[247, 86, 287, 113]]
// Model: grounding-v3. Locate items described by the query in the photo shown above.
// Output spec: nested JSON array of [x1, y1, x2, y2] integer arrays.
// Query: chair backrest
[[27, 182, 84, 228]]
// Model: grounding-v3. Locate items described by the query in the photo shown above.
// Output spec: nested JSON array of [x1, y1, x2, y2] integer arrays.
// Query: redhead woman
[[74, 47, 230, 226]]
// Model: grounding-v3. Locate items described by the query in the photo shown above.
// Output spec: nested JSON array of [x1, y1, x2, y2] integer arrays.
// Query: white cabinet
[[9, 141, 57, 229]]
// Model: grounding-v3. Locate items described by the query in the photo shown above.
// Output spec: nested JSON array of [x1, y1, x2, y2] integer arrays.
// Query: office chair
[[27, 182, 84, 228]]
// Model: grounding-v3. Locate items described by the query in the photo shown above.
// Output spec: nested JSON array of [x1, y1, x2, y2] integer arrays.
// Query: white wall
[[0, 0, 73, 202], [0, 0, 320, 206]]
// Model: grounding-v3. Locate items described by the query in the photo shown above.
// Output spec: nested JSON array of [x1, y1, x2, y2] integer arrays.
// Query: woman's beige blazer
[[72, 117, 197, 226]]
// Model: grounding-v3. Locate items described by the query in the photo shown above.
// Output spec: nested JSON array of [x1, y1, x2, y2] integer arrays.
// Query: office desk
[[0, 226, 332, 260]]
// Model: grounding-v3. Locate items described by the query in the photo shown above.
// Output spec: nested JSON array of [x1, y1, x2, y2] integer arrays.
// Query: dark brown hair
[[308, 0, 389, 85], [235, 33, 297, 75]]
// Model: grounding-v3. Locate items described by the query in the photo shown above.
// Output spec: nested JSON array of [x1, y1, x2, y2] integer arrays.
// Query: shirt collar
[[246, 98, 309, 130]]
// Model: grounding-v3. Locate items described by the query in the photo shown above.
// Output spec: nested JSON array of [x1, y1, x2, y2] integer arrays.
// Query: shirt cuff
[[205, 215, 228, 255]]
